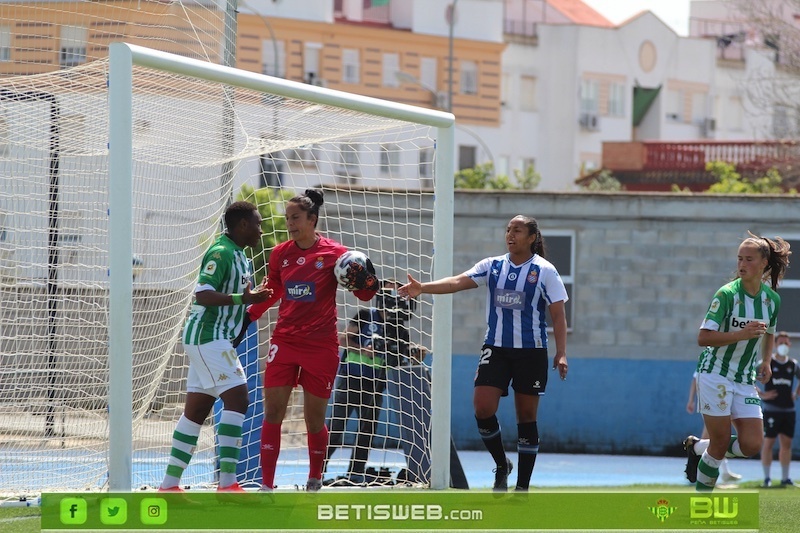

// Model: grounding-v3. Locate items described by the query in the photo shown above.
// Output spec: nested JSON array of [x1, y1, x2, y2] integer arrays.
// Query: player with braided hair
[[233, 189, 378, 492]]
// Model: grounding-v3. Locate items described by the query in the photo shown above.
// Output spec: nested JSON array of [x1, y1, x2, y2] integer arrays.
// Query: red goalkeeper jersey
[[247, 235, 376, 349]]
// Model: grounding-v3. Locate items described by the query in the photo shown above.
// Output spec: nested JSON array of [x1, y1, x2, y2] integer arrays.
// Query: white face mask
[[777, 344, 790, 357]]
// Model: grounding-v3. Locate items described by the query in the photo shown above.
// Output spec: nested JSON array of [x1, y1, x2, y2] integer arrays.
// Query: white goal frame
[[107, 42, 455, 491]]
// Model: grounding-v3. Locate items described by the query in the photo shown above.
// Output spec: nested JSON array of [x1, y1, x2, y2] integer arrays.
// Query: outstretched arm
[[397, 273, 477, 299]]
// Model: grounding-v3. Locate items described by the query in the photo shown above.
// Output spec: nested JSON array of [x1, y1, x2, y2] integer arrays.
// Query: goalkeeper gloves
[[345, 258, 379, 291], [231, 314, 252, 349]]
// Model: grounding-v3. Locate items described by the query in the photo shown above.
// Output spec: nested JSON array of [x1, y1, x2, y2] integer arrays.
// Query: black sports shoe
[[683, 435, 700, 483], [493, 458, 513, 492]]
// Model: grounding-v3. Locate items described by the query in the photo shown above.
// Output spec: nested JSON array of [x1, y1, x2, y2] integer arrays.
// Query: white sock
[[694, 438, 710, 455]]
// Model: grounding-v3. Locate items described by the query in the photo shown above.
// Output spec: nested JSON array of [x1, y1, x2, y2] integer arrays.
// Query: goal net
[[0, 39, 454, 496]]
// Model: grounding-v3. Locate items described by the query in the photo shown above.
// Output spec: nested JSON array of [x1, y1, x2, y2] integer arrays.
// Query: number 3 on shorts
[[267, 343, 279, 363]]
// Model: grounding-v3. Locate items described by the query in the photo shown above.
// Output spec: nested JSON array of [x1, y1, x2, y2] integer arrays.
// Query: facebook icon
[[60, 497, 87, 524]]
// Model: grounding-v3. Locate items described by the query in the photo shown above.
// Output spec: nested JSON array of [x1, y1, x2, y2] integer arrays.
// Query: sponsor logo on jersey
[[296, 257, 306, 265], [212, 252, 222, 260], [204, 261, 217, 275], [315, 256, 325, 269], [285, 281, 316, 301], [709, 298, 720, 313], [241, 274, 250, 286], [494, 289, 525, 310], [282, 259, 289, 267], [745, 397, 761, 405], [772, 377, 793, 386], [527, 270, 538, 284], [730, 316, 757, 329]]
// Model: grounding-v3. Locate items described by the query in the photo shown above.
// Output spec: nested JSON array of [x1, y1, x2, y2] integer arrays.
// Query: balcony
[[590, 140, 800, 191]]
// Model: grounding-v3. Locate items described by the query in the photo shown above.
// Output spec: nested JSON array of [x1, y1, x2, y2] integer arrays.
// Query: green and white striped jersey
[[182, 234, 252, 346], [697, 278, 781, 384]]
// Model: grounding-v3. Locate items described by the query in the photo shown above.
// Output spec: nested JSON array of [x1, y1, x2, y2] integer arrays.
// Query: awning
[[633, 85, 661, 127]]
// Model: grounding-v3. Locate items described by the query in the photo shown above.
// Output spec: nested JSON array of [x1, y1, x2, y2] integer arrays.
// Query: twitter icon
[[100, 497, 127, 525]]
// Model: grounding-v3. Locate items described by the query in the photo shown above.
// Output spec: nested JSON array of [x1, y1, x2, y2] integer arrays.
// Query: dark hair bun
[[304, 188, 324, 207]]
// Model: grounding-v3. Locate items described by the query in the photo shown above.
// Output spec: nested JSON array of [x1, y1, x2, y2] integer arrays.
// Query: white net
[[0, 11, 447, 494]]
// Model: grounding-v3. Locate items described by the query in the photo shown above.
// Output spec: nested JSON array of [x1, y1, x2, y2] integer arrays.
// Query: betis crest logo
[[649, 499, 677, 523]]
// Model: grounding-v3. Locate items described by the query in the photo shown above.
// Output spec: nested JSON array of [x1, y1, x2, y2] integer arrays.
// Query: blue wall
[[450, 355, 800, 457]]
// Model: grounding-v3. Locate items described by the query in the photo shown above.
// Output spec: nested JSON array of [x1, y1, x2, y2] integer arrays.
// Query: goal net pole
[[107, 42, 455, 491]]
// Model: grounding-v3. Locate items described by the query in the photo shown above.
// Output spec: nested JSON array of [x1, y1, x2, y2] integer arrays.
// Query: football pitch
[[1, 484, 798, 532]]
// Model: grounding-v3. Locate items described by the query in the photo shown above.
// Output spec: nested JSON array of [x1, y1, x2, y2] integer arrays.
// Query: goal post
[[106, 43, 455, 491]]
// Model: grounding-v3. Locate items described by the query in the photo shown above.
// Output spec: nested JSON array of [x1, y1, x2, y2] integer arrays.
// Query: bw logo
[[648, 499, 676, 523]]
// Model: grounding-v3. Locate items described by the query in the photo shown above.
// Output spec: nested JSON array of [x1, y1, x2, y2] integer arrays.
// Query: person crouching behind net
[[322, 284, 390, 486]]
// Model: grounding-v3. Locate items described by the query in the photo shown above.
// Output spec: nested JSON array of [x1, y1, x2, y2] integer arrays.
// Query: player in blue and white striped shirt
[[399, 215, 568, 492]]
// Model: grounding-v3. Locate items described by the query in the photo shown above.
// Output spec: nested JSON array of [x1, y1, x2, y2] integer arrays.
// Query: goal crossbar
[[107, 42, 456, 491]]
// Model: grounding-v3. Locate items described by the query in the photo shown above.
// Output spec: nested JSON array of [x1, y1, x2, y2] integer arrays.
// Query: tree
[[454, 162, 541, 190], [581, 170, 622, 191], [731, 0, 800, 138], [236, 184, 293, 283], [705, 161, 795, 194]]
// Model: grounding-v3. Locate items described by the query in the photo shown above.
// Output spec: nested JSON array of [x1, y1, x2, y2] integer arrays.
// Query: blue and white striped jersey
[[464, 254, 568, 349]]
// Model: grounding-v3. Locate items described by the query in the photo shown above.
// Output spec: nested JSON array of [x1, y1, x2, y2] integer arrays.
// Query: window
[[520, 75, 537, 112], [541, 230, 575, 330], [382, 53, 399, 87], [420, 57, 437, 93], [458, 145, 476, 170], [379, 143, 400, 174], [60, 26, 87, 68], [460, 60, 478, 95], [262, 40, 285, 77], [304, 43, 322, 85], [665, 89, 684, 122], [419, 147, 434, 182], [778, 236, 800, 335], [342, 48, 360, 84], [579, 78, 598, 113], [0, 26, 10, 62], [608, 82, 625, 116], [338, 142, 361, 177]]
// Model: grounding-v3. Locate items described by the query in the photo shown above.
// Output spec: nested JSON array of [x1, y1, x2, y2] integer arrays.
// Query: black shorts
[[473, 344, 548, 397], [763, 411, 796, 439]]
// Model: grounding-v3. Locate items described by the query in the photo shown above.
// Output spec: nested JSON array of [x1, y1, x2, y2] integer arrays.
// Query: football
[[334, 250, 372, 290]]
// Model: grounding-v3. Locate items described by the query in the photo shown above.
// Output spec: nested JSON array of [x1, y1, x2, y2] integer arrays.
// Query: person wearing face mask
[[758, 332, 800, 487]]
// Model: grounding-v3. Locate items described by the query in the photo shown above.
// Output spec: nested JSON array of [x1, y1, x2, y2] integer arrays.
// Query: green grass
[[2, 485, 797, 532]]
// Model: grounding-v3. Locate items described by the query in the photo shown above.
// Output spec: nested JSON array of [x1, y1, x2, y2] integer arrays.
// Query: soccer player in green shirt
[[684, 232, 791, 491], [159, 201, 272, 493]]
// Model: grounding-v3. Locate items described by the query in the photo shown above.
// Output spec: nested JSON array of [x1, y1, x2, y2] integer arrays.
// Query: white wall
[[244, 0, 333, 23], [411, 0, 504, 42]]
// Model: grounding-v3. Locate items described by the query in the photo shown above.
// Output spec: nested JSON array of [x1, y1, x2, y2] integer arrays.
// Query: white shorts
[[696, 372, 763, 420], [184, 339, 247, 397]]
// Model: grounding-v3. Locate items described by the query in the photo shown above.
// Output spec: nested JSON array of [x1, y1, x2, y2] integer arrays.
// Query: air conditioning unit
[[700, 117, 716, 138], [579, 112, 600, 131]]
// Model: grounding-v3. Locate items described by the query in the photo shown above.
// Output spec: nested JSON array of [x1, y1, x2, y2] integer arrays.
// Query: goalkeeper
[[232, 189, 378, 492], [159, 201, 272, 494]]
